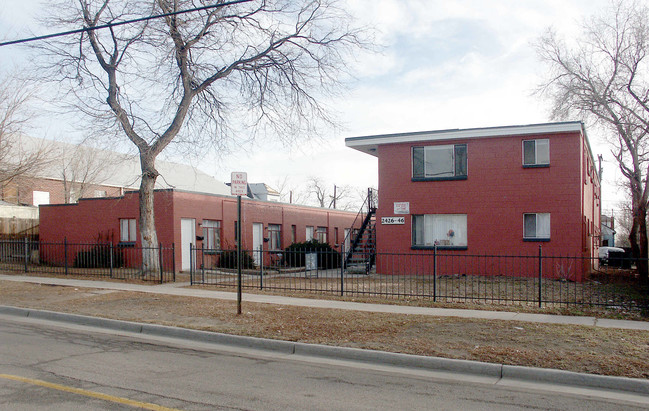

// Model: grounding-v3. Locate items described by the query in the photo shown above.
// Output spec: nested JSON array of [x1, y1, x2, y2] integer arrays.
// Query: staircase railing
[[343, 188, 377, 270]]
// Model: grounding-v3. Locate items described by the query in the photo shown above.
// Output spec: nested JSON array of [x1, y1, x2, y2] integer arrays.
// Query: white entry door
[[181, 218, 196, 271], [252, 223, 263, 266], [344, 228, 351, 254]]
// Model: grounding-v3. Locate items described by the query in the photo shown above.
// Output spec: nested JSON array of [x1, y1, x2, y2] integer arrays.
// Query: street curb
[[1, 305, 648, 396], [292, 342, 502, 377], [502, 364, 649, 395]]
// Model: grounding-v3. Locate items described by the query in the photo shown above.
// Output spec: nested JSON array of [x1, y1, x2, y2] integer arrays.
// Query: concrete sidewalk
[[1, 274, 648, 331]]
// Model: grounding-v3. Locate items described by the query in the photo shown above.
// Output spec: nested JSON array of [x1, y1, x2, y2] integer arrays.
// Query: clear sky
[[0, 0, 622, 212]]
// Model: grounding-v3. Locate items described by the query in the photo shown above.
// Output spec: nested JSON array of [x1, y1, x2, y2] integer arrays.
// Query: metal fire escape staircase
[[344, 189, 377, 274]]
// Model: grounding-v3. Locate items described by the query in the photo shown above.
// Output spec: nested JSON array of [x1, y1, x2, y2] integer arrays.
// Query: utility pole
[[598, 154, 603, 181]]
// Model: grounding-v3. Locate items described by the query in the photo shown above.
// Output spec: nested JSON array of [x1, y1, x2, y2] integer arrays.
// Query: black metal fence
[[0, 239, 176, 283], [190, 245, 649, 311]]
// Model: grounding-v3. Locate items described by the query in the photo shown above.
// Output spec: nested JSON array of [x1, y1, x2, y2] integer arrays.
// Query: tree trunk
[[139, 157, 159, 275], [637, 205, 649, 286], [629, 200, 649, 285]]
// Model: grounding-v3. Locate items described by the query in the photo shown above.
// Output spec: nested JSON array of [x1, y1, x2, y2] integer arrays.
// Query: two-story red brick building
[[346, 122, 601, 281]]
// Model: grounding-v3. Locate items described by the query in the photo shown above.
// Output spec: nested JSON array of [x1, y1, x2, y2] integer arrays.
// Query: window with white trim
[[316, 226, 327, 243], [412, 144, 467, 180], [523, 213, 550, 240], [33, 191, 50, 206], [120, 218, 137, 242], [202, 220, 221, 250], [522, 139, 549, 166], [268, 224, 281, 251], [412, 214, 467, 247], [306, 226, 314, 241]]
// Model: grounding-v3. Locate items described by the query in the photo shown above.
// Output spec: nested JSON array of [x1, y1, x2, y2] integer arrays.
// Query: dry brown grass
[[1, 280, 648, 379]]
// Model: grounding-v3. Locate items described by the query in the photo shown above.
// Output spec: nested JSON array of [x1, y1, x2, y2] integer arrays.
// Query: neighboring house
[[345, 121, 601, 281], [38, 189, 358, 272], [1, 135, 231, 206], [601, 214, 615, 247], [248, 183, 280, 202]]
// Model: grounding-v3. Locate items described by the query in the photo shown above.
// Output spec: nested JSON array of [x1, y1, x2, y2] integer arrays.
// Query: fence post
[[64, 238, 68, 275], [23, 237, 28, 272], [538, 245, 543, 308], [189, 243, 194, 285], [433, 244, 437, 302], [109, 242, 114, 278], [172, 243, 176, 282], [340, 244, 344, 296], [201, 243, 205, 284], [158, 243, 163, 284], [260, 249, 264, 290]]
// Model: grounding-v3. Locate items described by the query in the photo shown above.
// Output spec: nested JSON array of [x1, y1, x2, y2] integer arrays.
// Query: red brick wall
[[170, 191, 357, 251], [374, 130, 599, 281], [40, 190, 358, 271], [1, 176, 123, 205]]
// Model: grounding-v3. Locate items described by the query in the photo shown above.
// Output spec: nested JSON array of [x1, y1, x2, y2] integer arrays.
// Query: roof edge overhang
[[345, 121, 585, 157]]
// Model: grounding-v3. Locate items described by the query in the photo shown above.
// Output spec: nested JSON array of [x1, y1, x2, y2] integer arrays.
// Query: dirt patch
[[1, 280, 648, 379]]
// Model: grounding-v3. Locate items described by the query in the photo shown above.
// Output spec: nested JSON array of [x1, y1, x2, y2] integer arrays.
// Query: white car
[[598, 246, 625, 264]]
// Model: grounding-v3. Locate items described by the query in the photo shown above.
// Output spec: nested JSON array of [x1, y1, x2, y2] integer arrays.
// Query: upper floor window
[[120, 218, 137, 243], [412, 144, 467, 180], [523, 139, 549, 167], [523, 213, 550, 241], [202, 220, 221, 251], [33, 191, 50, 206], [412, 214, 467, 248]]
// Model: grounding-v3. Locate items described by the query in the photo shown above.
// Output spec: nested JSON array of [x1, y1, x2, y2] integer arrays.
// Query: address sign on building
[[381, 216, 405, 225]]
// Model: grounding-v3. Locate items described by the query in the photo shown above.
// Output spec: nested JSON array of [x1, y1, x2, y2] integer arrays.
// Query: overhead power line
[[0, 0, 253, 47]]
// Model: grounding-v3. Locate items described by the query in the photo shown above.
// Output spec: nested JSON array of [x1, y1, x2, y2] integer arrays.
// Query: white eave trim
[[345, 122, 585, 156]]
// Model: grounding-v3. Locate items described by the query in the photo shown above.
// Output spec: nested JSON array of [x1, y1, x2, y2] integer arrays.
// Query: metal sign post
[[231, 172, 247, 315]]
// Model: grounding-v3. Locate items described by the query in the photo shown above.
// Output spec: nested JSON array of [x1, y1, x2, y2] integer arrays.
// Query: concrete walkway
[[2, 274, 648, 331]]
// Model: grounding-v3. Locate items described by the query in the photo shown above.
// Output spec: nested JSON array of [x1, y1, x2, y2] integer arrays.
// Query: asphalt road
[[0, 317, 647, 410]]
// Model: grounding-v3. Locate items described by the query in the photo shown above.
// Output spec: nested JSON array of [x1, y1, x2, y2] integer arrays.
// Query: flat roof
[[345, 121, 585, 157]]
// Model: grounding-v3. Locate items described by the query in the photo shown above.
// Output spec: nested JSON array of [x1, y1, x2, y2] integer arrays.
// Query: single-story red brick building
[[39, 189, 359, 272]]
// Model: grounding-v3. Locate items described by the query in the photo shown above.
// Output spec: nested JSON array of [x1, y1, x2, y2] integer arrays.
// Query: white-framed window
[[306, 226, 314, 241], [316, 226, 327, 243], [94, 190, 107, 198], [412, 214, 467, 247], [268, 224, 281, 250], [33, 191, 50, 206], [523, 213, 551, 240], [522, 139, 550, 166], [202, 220, 221, 250], [412, 144, 467, 179], [120, 218, 137, 242]]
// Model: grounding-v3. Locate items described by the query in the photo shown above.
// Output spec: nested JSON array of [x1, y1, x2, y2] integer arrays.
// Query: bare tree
[[273, 176, 307, 204], [306, 176, 357, 210], [536, 0, 649, 284], [36, 0, 367, 272], [0, 76, 51, 191], [60, 143, 119, 203]]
